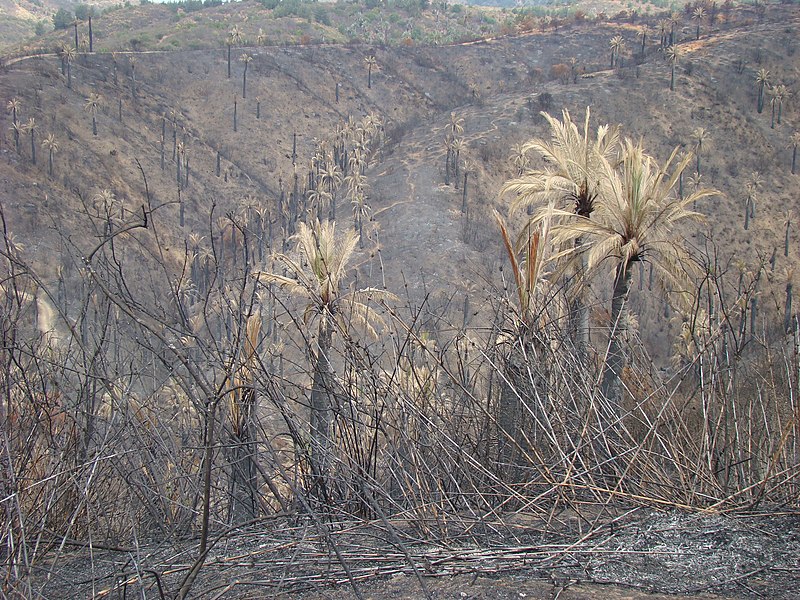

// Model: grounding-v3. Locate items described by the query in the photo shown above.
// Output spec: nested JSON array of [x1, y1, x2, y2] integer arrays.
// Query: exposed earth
[[32, 508, 800, 598]]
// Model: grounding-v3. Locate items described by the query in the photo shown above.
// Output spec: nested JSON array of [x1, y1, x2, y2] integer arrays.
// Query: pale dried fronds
[[255, 219, 395, 336], [546, 139, 717, 296], [501, 107, 621, 218], [494, 209, 552, 327]]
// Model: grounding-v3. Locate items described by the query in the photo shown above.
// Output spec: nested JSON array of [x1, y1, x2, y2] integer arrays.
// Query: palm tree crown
[[501, 108, 620, 219], [755, 68, 770, 113], [257, 219, 392, 333], [549, 140, 714, 282], [6, 98, 20, 123]]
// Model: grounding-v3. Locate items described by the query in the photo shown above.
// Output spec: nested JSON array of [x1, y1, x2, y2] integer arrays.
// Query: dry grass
[[1, 3, 800, 598]]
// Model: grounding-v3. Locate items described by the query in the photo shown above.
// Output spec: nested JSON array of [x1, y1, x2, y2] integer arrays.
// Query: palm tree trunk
[[571, 238, 591, 355], [310, 315, 335, 494], [745, 199, 751, 230], [229, 387, 257, 524], [785, 220, 791, 256], [499, 332, 549, 481], [461, 172, 468, 213], [498, 335, 528, 480], [792, 146, 797, 175], [601, 262, 633, 419], [785, 282, 793, 333]]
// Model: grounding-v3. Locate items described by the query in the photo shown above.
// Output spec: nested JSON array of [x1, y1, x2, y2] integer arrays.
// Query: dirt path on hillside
[[366, 96, 530, 314]]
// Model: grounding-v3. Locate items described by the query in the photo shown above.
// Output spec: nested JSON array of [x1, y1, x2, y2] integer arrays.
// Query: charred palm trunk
[[228, 386, 257, 524], [571, 186, 594, 355], [498, 330, 549, 481], [310, 315, 335, 497], [570, 242, 591, 356], [601, 262, 633, 422], [786, 219, 791, 256]]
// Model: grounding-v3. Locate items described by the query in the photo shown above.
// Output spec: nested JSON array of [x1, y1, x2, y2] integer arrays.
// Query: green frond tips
[[556, 138, 718, 283]]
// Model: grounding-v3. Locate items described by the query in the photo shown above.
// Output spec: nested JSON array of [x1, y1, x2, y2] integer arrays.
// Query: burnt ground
[[25, 507, 800, 599]]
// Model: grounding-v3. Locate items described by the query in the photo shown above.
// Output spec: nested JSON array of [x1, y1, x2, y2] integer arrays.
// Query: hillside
[[1, 2, 800, 598], [0, 0, 704, 54], [0, 0, 120, 50], [3, 2, 798, 353]]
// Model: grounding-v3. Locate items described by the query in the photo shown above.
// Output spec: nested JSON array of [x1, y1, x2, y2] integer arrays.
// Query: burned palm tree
[[226, 314, 262, 523], [755, 68, 770, 114], [84, 92, 102, 136], [6, 98, 21, 154], [365, 55, 377, 89], [501, 108, 620, 352], [788, 131, 800, 175], [548, 140, 716, 417], [693, 6, 707, 39], [255, 220, 393, 495], [609, 35, 625, 68], [240, 53, 252, 98], [227, 25, 243, 79], [41, 133, 59, 177], [691, 127, 710, 175], [666, 45, 680, 91], [23, 118, 36, 165], [494, 209, 554, 477]]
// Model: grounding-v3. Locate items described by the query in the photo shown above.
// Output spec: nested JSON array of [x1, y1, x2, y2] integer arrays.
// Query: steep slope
[[0, 4, 798, 361]]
